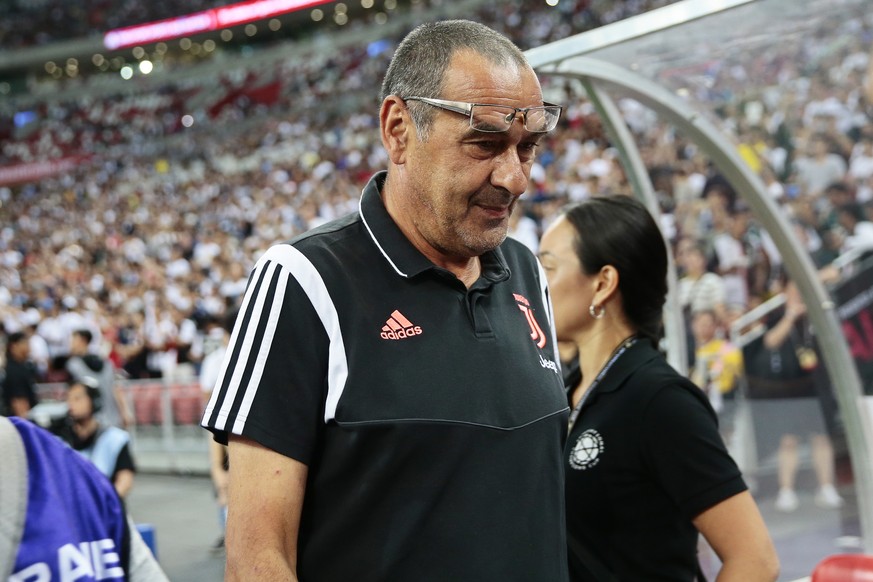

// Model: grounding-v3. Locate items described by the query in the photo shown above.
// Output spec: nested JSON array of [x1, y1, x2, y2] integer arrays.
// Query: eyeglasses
[[403, 96, 562, 133]]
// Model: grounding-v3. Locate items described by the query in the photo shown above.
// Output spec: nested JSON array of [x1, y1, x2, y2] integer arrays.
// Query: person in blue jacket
[[0, 415, 167, 581]]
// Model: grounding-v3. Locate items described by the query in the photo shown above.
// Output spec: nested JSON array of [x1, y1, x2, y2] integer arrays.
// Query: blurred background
[[1, 0, 872, 579]]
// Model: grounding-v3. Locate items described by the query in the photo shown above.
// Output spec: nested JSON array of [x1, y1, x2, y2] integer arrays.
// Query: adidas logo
[[380, 310, 423, 340]]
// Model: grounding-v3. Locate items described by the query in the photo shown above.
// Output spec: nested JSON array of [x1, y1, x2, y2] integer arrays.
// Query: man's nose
[[490, 146, 528, 197]]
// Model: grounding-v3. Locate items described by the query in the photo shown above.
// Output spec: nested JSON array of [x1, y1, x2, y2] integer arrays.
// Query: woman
[[539, 196, 778, 581]]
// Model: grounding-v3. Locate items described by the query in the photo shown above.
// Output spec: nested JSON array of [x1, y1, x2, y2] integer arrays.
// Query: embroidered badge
[[569, 429, 604, 470]]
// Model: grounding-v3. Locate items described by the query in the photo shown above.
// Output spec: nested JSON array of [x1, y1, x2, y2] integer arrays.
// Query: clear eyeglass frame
[[403, 96, 562, 133]]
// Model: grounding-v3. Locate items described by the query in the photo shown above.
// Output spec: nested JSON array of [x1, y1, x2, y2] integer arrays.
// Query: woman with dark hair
[[539, 195, 778, 581]]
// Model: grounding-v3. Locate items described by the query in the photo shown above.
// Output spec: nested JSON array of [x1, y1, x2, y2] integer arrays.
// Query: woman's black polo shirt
[[565, 340, 746, 581]]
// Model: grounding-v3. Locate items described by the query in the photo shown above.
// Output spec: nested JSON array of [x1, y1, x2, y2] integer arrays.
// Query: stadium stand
[[1, 1, 872, 578]]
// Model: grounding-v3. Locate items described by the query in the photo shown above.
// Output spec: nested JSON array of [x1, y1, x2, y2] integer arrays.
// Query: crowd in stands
[[0, 0, 872, 416], [0, 0, 239, 49]]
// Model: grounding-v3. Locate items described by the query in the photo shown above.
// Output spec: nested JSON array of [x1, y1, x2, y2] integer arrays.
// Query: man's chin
[[461, 225, 509, 256]]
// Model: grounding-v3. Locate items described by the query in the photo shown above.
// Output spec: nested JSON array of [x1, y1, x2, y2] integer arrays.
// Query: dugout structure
[[526, 0, 873, 562]]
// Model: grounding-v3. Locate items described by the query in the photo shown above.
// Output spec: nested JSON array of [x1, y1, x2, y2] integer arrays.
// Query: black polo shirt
[[565, 341, 746, 582], [203, 171, 570, 582]]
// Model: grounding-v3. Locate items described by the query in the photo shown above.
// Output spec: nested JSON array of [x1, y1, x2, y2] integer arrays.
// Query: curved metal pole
[[533, 55, 873, 550], [579, 78, 688, 374]]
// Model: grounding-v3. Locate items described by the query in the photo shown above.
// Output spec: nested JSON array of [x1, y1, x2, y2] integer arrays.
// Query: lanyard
[[567, 336, 637, 432]]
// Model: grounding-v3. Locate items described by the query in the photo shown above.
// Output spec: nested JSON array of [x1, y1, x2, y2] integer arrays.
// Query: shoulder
[[98, 425, 131, 447], [254, 212, 367, 274], [633, 357, 715, 419], [701, 272, 724, 285], [289, 211, 362, 250], [628, 354, 715, 414]]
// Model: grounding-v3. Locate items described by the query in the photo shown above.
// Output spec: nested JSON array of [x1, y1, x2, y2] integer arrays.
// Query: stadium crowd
[[1, 0, 872, 407]]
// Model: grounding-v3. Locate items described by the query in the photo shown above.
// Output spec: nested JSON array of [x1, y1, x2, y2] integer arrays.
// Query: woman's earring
[[589, 304, 605, 319]]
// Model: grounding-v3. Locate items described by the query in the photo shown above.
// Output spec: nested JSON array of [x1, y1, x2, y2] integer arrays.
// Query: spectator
[[690, 308, 744, 441], [676, 237, 727, 367], [744, 281, 844, 512], [711, 209, 751, 310], [51, 379, 137, 499], [22, 308, 50, 381], [835, 201, 873, 254], [820, 181, 856, 234], [2, 331, 39, 418], [793, 134, 848, 197], [848, 136, 873, 195], [677, 238, 727, 320], [66, 328, 133, 429], [199, 308, 237, 555]]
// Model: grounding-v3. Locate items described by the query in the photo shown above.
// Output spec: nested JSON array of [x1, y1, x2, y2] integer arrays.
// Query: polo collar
[[359, 171, 510, 283], [591, 339, 661, 396]]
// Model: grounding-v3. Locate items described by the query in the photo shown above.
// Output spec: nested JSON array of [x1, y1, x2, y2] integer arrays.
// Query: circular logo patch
[[569, 429, 604, 470]]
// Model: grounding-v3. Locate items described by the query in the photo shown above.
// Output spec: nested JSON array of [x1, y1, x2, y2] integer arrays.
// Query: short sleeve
[[201, 245, 331, 465], [641, 381, 746, 519]]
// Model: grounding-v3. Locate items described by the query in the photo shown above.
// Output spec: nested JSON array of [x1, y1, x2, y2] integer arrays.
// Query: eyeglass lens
[[470, 104, 558, 133]]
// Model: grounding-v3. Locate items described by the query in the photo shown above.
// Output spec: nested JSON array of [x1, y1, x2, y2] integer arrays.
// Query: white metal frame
[[525, 0, 873, 551]]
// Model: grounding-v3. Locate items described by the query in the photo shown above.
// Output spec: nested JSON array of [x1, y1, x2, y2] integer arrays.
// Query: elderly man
[[203, 20, 568, 582]]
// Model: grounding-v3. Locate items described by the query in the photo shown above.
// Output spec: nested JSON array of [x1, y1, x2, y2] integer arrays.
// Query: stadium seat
[[811, 554, 873, 581], [133, 384, 164, 426], [170, 383, 205, 425]]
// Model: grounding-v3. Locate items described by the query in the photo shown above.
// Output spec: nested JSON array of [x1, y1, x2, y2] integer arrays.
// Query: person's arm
[[9, 397, 31, 418], [225, 434, 308, 582], [763, 283, 805, 350], [113, 387, 134, 429], [208, 439, 229, 507], [114, 469, 135, 498], [693, 491, 779, 581], [113, 442, 136, 498]]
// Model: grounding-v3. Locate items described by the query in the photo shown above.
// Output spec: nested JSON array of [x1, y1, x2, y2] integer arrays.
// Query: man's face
[[9, 339, 29, 361], [402, 50, 548, 258], [67, 384, 94, 421]]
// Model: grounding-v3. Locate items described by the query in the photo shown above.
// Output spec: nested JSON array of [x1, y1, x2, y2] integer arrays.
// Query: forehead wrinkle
[[441, 51, 541, 107]]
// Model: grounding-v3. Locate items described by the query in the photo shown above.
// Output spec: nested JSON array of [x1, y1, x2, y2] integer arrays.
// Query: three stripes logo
[[380, 309, 423, 340], [514, 293, 547, 348]]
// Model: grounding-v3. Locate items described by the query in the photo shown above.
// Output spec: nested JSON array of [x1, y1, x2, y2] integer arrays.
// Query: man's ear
[[380, 96, 411, 165]]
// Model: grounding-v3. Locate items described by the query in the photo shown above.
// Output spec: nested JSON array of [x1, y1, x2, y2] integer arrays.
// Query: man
[[22, 307, 50, 381], [199, 309, 237, 554], [52, 379, 137, 499], [836, 200, 873, 254], [202, 20, 569, 581], [793, 135, 847, 197], [2, 331, 39, 417], [0, 415, 167, 581], [66, 328, 132, 428]]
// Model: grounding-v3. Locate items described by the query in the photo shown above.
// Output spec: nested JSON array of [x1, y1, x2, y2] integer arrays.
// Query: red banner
[[0, 157, 89, 186], [104, 0, 333, 50]]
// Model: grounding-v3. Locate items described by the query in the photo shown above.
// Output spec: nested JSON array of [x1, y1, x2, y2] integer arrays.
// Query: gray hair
[[380, 20, 530, 140]]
